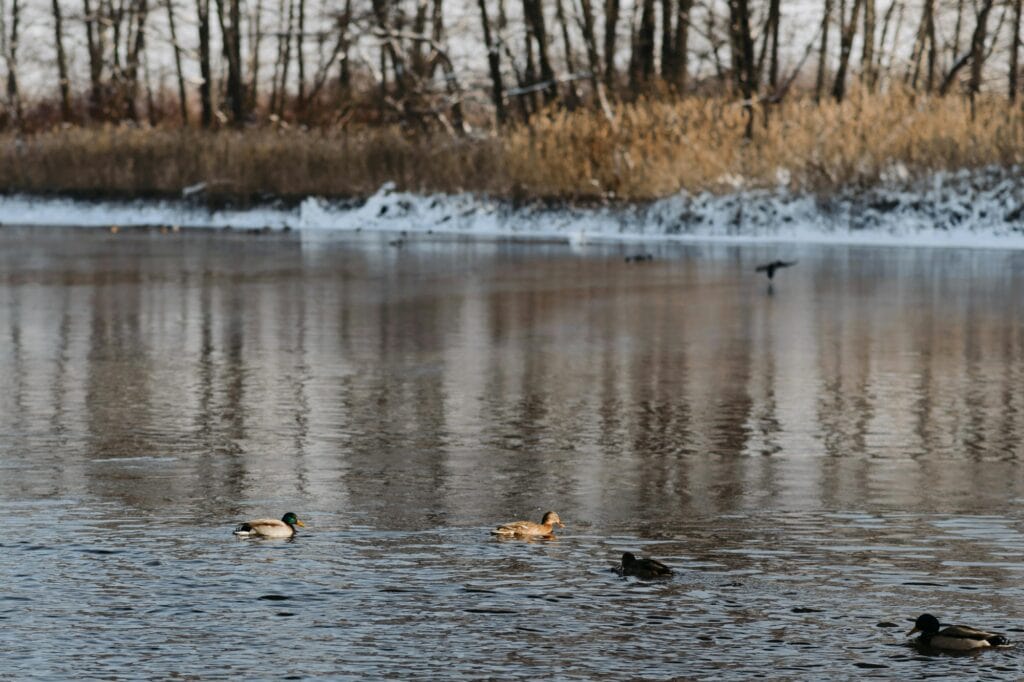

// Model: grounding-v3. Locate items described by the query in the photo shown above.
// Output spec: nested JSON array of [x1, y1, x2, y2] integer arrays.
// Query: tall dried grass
[[2, 90, 1023, 203]]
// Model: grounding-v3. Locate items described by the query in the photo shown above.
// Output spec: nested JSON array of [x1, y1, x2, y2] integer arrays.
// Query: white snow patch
[[3, 168, 1024, 249]]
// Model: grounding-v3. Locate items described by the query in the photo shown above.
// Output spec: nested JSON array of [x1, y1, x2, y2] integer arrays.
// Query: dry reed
[[2, 90, 1023, 203]]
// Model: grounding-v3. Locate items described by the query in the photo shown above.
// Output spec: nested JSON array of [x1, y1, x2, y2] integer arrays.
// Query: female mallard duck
[[491, 511, 564, 538], [233, 512, 306, 538], [617, 552, 673, 579], [907, 614, 1009, 650]]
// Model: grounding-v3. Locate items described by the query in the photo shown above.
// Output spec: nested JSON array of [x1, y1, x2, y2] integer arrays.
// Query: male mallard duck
[[490, 511, 564, 538], [907, 614, 1009, 650], [617, 552, 674, 579], [233, 512, 306, 538]]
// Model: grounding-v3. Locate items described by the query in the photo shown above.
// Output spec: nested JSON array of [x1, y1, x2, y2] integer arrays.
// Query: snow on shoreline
[[3, 169, 1024, 249]]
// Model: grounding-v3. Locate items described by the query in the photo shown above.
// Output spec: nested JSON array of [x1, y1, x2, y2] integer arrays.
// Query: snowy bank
[[3, 168, 1024, 249]]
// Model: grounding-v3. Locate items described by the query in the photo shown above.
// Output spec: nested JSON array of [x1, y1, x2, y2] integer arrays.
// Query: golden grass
[[2, 90, 1024, 203]]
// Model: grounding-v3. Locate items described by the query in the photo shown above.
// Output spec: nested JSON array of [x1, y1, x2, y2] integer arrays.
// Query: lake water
[[1, 226, 1023, 679]]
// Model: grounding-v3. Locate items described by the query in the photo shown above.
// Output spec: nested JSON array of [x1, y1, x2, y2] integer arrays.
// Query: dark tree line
[[0, 0, 1022, 130]]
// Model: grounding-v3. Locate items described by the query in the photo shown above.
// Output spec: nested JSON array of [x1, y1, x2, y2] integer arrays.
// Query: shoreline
[[3, 169, 1024, 250]]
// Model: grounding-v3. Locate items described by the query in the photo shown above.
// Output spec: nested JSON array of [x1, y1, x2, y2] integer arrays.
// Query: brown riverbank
[[2, 91, 1023, 204]]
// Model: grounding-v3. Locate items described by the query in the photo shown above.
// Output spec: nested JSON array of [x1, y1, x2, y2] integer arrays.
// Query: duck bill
[[296, 520, 306, 527], [906, 626, 920, 637], [556, 522, 565, 528]]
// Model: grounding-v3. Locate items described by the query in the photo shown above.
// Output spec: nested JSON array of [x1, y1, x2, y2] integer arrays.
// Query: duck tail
[[233, 523, 253, 536], [987, 635, 1010, 646]]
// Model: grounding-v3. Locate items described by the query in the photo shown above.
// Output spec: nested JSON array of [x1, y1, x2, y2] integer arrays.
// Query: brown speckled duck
[[491, 511, 564, 538], [233, 512, 306, 538]]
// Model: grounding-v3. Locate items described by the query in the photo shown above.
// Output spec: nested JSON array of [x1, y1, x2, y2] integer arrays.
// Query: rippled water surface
[[2, 227, 1024, 679]]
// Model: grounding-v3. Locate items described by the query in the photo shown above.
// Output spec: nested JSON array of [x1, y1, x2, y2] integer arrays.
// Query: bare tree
[[815, 0, 832, 101], [246, 0, 263, 111], [522, 0, 558, 103], [631, 0, 655, 90], [554, 0, 579, 104], [52, 0, 72, 121], [832, 0, 863, 101], [861, 0, 875, 90], [296, 0, 306, 106], [670, 0, 690, 90], [477, 0, 507, 122], [165, 0, 188, 122], [604, 0, 619, 88], [939, 0, 995, 99], [197, 0, 213, 125], [214, 0, 244, 123], [660, 0, 673, 79], [1012, 0, 1023, 100], [727, 0, 756, 135], [125, 0, 150, 121], [83, 0, 105, 116], [1, 0, 22, 125], [577, 0, 613, 115], [967, 0, 995, 101]]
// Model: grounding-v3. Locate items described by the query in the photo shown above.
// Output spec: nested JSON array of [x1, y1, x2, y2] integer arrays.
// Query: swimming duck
[[907, 614, 1009, 650], [233, 512, 306, 538], [491, 511, 564, 538], [617, 552, 674, 579]]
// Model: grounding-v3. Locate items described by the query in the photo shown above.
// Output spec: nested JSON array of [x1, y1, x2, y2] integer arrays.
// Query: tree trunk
[[634, 0, 655, 88], [660, 0, 673, 79], [952, 0, 964, 60], [767, 0, 780, 88], [831, 0, 862, 101], [522, 0, 558, 103], [3, 0, 21, 124], [229, 0, 243, 121], [554, 0, 579, 104], [197, 0, 212, 126], [968, 0, 995, 103], [165, 0, 188, 123], [247, 0, 262, 112], [814, 0, 831, 102], [1011, 0, 1022, 100], [279, 0, 294, 115], [727, 0, 756, 136], [603, 0, 619, 88], [670, 0, 690, 90], [82, 0, 106, 117], [372, 0, 408, 99], [577, 0, 613, 116], [338, 0, 352, 93], [861, 0, 875, 90], [125, 0, 148, 121], [296, 0, 305, 106], [477, 0, 506, 123], [51, 0, 72, 121], [215, 0, 244, 123], [924, 0, 936, 91]]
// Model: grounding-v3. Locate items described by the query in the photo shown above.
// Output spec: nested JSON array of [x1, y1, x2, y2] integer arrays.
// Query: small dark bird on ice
[[755, 260, 797, 280]]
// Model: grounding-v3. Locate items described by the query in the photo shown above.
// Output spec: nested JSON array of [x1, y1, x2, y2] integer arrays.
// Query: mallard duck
[[233, 512, 306, 538], [907, 614, 1009, 650], [617, 552, 673, 579], [490, 511, 564, 538]]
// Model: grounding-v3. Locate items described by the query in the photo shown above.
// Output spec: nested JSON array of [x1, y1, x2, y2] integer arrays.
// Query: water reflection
[[1, 228, 1024, 676], [2, 230, 1024, 519]]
